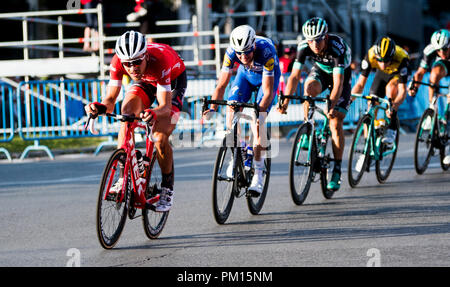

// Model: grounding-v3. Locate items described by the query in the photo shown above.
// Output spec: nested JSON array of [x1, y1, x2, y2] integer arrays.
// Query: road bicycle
[[348, 94, 399, 187], [412, 81, 450, 174], [202, 98, 271, 224], [279, 93, 335, 205], [85, 113, 168, 249]]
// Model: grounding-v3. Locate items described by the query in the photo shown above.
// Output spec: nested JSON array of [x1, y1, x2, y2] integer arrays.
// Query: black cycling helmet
[[373, 36, 396, 62]]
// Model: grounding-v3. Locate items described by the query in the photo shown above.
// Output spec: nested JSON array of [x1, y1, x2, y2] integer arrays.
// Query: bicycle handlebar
[[202, 97, 260, 117], [279, 94, 328, 103], [84, 112, 154, 140], [352, 93, 391, 106], [412, 81, 449, 90]]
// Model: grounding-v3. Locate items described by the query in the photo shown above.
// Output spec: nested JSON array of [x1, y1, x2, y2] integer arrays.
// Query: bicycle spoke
[[348, 115, 371, 188], [97, 149, 128, 249], [414, 110, 434, 174], [290, 123, 314, 205]]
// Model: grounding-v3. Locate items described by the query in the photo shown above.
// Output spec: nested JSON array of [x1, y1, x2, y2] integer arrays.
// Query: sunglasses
[[122, 56, 145, 68], [235, 47, 254, 56], [308, 35, 326, 43], [375, 57, 391, 63]]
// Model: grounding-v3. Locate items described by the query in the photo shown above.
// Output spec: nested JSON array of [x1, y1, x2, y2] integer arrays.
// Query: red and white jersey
[[109, 43, 185, 92]]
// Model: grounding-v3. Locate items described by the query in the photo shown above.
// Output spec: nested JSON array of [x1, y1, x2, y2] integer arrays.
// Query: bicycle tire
[[376, 116, 400, 183], [289, 123, 315, 205], [348, 115, 372, 188], [319, 129, 334, 199], [440, 109, 450, 171], [414, 109, 434, 174], [96, 149, 129, 249], [247, 131, 271, 214], [142, 150, 170, 239], [212, 143, 236, 224]]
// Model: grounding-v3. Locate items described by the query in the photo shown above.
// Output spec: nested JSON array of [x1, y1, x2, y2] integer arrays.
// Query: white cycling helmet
[[302, 17, 328, 41], [230, 25, 256, 52], [115, 30, 147, 61], [431, 29, 450, 50]]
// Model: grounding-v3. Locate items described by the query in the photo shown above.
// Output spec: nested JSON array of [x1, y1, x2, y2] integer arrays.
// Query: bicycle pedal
[[145, 202, 157, 211], [105, 193, 118, 201], [247, 189, 261, 198]]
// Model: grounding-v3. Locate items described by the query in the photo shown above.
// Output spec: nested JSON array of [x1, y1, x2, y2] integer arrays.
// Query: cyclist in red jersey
[[85, 31, 186, 212]]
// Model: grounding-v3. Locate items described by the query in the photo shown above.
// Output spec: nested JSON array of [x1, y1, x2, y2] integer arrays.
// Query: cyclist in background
[[352, 36, 410, 145], [278, 17, 353, 192], [410, 29, 450, 164], [84, 30, 187, 212], [203, 25, 281, 196]]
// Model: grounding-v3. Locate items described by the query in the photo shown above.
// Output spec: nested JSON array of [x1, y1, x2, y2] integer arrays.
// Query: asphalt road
[[0, 133, 449, 267]]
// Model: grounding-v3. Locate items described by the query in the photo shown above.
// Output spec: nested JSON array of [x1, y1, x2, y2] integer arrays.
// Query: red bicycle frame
[[101, 117, 160, 209]]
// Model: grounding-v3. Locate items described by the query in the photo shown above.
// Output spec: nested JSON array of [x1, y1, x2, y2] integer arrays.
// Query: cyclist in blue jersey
[[278, 17, 353, 192], [203, 24, 281, 195]]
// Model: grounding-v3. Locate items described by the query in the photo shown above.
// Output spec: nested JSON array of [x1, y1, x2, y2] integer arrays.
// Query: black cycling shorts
[[305, 64, 352, 115]]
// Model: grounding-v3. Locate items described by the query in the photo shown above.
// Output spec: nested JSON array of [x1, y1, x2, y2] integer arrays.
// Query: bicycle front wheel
[[212, 144, 236, 224], [143, 150, 170, 239], [96, 149, 129, 249], [289, 123, 315, 205], [348, 115, 372, 188], [376, 116, 400, 183], [247, 138, 271, 215], [414, 109, 434, 174]]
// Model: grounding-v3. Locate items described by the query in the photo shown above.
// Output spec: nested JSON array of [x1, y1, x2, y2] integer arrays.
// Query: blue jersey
[[222, 36, 281, 111], [221, 36, 280, 78]]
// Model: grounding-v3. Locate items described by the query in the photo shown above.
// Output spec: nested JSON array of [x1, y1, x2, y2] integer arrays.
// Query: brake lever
[[84, 114, 99, 135]]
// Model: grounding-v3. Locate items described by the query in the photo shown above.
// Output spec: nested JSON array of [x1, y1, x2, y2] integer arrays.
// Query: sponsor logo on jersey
[[264, 58, 275, 71], [173, 62, 181, 69], [361, 59, 369, 70], [224, 54, 232, 67], [161, 68, 171, 79], [400, 67, 408, 76]]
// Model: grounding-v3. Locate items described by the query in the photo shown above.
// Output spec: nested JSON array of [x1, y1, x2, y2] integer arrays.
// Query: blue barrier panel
[[0, 82, 14, 161], [16, 79, 123, 159]]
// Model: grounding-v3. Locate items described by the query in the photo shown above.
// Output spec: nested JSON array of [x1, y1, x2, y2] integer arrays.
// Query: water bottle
[[244, 145, 253, 171], [374, 119, 386, 130], [136, 150, 148, 177]]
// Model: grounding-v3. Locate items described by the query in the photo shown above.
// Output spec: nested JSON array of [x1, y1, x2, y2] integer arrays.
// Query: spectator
[[278, 47, 295, 95], [82, 0, 101, 52], [127, 0, 165, 42], [279, 47, 294, 74]]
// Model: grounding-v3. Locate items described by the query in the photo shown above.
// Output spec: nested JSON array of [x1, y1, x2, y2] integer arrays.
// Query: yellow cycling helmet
[[374, 36, 396, 62]]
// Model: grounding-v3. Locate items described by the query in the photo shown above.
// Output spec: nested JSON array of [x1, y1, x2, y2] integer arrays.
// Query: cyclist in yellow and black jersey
[[352, 36, 411, 145]]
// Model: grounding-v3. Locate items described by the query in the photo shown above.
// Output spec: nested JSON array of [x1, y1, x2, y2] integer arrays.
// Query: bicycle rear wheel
[[414, 109, 434, 174], [143, 150, 170, 239], [212, 142, 236, 224], [376, 116, 400, 183], [96, 149, 129, 249], [319, 130, 334, 199], [289, 123, 315, 205], [247, 135, 271, 215], [348, 115, 372, 188], [439, 108, 450, 171]]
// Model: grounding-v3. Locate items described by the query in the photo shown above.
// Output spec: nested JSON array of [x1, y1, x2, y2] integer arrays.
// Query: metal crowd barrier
[[0, 82, 15, 161], [1, 73, 447, 161], [15, 79, 124, 159]]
